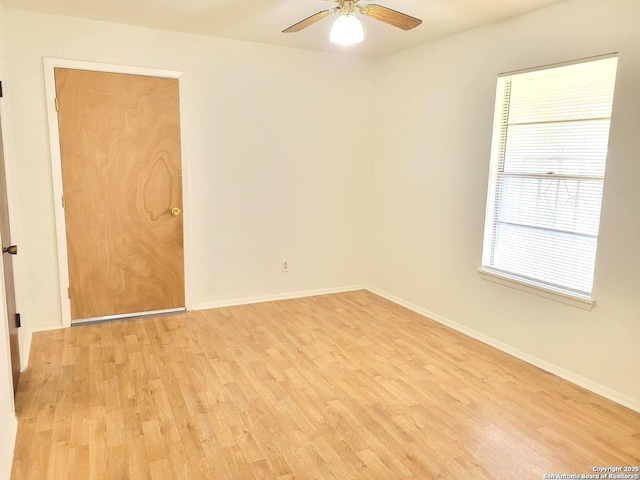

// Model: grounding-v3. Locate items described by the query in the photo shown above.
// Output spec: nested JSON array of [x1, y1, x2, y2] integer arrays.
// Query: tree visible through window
[[481, 56, 618, 299]]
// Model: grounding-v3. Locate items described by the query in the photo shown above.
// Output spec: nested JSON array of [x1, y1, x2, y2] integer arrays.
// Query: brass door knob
[[2, 245, 17, 255], [171, 207, 181, 216]]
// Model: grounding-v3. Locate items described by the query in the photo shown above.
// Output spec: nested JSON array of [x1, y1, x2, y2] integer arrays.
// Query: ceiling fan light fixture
[[330, 14, 364, 46]]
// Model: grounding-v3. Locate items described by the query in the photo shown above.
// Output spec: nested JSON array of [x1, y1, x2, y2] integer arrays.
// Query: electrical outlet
[[281, 259, 289, 273]]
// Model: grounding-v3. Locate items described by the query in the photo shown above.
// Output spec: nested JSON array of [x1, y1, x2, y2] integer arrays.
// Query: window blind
[[482, 57, 618, 298]]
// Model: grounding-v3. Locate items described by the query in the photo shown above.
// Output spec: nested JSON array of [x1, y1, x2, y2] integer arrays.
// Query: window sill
[[477, 267, 595, 311]]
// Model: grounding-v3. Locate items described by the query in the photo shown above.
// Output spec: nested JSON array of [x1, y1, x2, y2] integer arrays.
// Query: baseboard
[[366, 286, 640, 415], [0, 412, 17, 480], [191, 284, 368, 311], [18, 325, 31, 372]]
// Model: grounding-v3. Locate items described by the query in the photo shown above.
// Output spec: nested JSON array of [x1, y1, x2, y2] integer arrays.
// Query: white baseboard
[[366, 286, 640, 415], [0, 412, 17, 480], [191, 284, 368, 311], [18, 325, 31, 372]]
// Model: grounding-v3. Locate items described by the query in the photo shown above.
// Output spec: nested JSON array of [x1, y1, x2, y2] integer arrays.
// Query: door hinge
[[0, 81, 3, 98], [55, 98, 59, 112], [62, 195, 65, 208], [68, 287, 71, 299], [15, 313, 20, 328]]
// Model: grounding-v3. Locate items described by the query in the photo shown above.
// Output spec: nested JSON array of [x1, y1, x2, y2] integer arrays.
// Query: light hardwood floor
[[10, 291, 640, 479]]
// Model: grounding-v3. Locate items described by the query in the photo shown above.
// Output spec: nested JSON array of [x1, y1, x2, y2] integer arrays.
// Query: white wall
[[0, 7, 19, 480], [3, 10, 373, 341], [370, 0, 640, 409]]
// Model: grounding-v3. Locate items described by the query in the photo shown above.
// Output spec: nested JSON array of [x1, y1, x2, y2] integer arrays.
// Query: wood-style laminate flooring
[[10, 291, 640, 479]]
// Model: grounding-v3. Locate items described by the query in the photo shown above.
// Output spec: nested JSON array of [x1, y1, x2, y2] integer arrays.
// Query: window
[[480, 56, 618, 305]]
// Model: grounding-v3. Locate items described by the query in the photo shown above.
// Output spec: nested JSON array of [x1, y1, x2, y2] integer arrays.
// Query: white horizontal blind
[[482, 57, 618, 297]]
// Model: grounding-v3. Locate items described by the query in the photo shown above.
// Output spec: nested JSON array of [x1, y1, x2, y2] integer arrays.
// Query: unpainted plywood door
[[0, 111, 20, 393], [55, 68, 185, 321]]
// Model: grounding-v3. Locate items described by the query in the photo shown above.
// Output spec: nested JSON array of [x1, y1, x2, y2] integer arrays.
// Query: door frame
[[44, 58, 192, 327]]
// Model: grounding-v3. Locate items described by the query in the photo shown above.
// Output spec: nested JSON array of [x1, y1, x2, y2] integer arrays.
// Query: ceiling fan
[[282, 0, 422, 43]]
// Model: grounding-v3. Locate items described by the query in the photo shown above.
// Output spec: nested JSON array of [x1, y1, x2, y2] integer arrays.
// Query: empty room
[[0, 0, 639, 478]]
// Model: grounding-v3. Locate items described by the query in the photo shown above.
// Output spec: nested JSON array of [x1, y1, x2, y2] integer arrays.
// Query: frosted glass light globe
[[330, 14, 364, 45]]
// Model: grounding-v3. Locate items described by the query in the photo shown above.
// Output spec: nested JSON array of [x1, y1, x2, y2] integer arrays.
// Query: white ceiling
[[2, 0, 569, 57]]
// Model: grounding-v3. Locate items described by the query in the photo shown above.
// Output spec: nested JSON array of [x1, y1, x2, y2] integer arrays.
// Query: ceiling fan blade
[[360, 4, 422, 30], [283, 8, 337, 33]]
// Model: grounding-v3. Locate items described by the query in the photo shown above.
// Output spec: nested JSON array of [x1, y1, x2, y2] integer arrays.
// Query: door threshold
[[71, 307, 186, 326]]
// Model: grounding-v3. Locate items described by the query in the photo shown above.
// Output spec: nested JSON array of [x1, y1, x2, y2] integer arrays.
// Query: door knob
[[171, 207, 181, 216], [2, 245, 17, 255]]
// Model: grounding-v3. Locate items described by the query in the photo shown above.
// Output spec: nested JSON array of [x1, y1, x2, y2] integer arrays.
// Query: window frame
[[479, 55, 618, 310]]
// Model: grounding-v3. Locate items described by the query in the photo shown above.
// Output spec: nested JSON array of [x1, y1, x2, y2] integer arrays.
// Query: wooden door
[[0, 111, 21, 393], [55, 68, 185, 321]]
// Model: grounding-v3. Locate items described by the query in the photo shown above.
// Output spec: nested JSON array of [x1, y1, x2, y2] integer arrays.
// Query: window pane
[[503, 120, 610, 177], [508, 59, 617, 124], [495, 177, 603, 236], [482, 56, 618, 297], [492, 223, 597, 294]]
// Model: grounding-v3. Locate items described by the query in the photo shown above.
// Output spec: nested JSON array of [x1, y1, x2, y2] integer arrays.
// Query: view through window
[[481, 56, 618, 299]]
